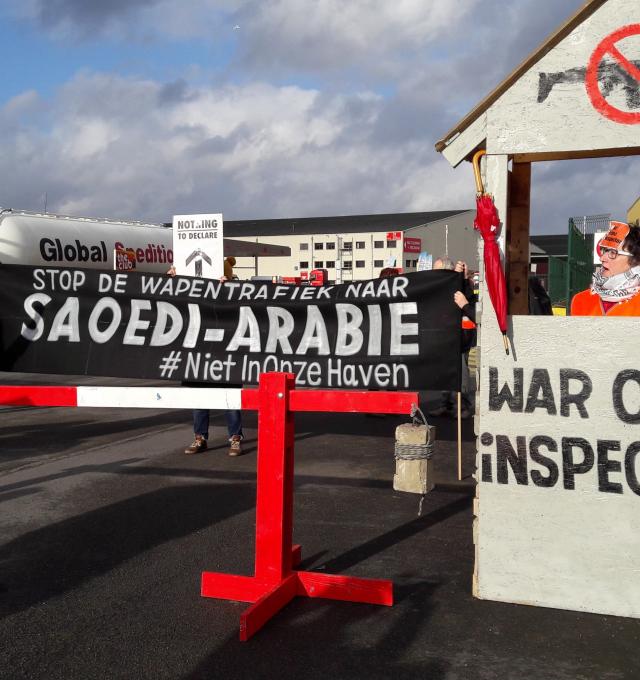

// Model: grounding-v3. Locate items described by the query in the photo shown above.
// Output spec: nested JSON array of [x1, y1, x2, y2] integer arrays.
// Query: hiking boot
[[228, 435, 242, 457], [428, 405, 453, 417], [185, 435, 207, 455]]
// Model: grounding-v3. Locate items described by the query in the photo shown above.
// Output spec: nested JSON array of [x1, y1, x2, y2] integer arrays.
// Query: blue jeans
[[193, 409, 243, 440]]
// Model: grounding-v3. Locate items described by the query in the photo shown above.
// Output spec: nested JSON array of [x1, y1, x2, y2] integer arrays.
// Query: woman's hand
[[454, 291, 469, 309], [454, 260, 468, 276]]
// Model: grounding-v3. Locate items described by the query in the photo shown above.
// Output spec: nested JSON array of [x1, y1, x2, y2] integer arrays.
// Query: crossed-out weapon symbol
[[185, 249, 212, 277]]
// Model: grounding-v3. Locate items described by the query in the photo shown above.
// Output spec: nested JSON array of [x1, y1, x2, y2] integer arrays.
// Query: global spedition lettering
[[39, 238, 172, 265]]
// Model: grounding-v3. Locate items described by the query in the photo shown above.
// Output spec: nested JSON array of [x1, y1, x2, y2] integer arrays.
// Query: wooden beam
[[507, 162, 531, 315], [512, 146, 640, 164]]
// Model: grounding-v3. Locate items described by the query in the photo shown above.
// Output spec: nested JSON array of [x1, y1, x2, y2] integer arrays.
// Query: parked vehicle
[[0, 208, 290, 273]]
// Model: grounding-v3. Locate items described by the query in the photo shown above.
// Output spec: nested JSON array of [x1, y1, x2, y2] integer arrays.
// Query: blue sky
[[0, 4, 238, 97], [0, 0, 637, 232]]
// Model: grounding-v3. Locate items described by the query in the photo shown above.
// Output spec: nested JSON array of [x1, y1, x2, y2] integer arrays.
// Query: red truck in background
[[279, 269, 329, 286]]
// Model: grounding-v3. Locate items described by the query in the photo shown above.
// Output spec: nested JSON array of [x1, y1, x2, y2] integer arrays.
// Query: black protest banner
[[0, 266, 462, 390]]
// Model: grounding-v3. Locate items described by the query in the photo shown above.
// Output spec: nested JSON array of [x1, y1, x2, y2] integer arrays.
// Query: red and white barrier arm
[[0, 384, 417, 414], [0, 386, 242, 410]]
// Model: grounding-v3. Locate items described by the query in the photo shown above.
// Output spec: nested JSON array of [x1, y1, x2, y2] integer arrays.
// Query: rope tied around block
[[394, 405, 434, 461]]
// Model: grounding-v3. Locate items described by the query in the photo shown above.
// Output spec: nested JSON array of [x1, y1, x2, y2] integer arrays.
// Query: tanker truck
[[0, 208, 289, 272]]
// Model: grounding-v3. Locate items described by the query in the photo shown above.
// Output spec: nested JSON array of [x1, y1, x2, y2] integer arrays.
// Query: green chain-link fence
[[566, 218, 596, 312], [547, 256, 568, 307], [547, 215, 608, 313]]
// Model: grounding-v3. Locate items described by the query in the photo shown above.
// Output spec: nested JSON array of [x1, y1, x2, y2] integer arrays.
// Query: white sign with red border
[[593, 230, 607, 264]]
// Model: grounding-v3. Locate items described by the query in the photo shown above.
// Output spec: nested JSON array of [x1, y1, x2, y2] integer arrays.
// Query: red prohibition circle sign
[[585, 24, 640, 124]]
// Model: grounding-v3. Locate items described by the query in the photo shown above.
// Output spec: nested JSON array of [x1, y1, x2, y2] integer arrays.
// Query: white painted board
[[172, 213, 224, 279], [476, 313, 640, 618], [487, 0, 640, 156]]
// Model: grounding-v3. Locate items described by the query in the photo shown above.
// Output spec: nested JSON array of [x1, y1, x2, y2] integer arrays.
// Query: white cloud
[[21, 0, 476, 45], [1, 90, 42, 117], [231, 0, 478, 74], [0, 71, 474, 222], [2, 0, 637, 233]]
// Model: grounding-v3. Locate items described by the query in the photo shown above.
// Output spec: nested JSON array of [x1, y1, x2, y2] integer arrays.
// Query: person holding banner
[[167, 263, 244, 456], [571, 222, 640, 317], [428, 257, 476, 418], [223, 256, 237, 279]]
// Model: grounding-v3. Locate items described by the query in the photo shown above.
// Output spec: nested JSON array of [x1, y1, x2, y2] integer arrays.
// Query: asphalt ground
[[0, 373, 639, 680]]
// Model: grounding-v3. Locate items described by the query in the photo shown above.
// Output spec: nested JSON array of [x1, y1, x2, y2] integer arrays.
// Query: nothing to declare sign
[[172, 213, 224, 279], [0, 266, 462, 390]]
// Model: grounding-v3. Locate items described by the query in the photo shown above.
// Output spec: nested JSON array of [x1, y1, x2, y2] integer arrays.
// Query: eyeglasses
[[600, 246, 633, 260]]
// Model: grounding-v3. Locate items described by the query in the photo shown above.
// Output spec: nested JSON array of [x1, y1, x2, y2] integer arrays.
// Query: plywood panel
[[488, 0, 640, 156], [484, 154, 509, 258], [476, 315, 640, 617]]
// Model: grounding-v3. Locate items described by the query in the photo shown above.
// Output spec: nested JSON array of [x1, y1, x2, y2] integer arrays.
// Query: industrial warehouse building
[[224, 209, 477, 282]]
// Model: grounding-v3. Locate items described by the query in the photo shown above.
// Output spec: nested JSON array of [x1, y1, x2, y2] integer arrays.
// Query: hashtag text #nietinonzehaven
[[181, 351, 409, 388]]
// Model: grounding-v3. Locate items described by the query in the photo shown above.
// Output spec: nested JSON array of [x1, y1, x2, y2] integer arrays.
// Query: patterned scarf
[[591, 264, 640, 302]]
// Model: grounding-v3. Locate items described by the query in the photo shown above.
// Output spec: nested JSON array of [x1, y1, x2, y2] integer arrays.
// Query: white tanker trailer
[[0, 208, 289, 272]]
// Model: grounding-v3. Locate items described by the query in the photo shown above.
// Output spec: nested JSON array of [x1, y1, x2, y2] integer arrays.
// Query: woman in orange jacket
[[571, 222, 640, 317]]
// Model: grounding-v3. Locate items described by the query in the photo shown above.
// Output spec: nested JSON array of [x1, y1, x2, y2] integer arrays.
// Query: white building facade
[[225, 210, 477, 281]]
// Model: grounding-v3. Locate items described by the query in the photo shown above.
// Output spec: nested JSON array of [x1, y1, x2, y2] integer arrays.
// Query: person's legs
[[193, 409, 210, 438], [429, 391, 454, 417], [224, 410, 243, 438], [225, 410, 243, 456], [185, 409, 209, 454], [460, 352, 474, 417]]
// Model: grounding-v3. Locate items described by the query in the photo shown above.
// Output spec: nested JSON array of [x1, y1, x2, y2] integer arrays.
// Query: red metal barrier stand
[[0, 377, 416, 641], [201, 373, 418, 641]]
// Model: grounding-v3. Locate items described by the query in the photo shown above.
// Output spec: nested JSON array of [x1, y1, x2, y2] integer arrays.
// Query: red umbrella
[[472, 150, 509, 354]]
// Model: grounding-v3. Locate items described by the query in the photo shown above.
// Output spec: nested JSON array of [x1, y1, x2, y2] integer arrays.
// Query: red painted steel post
[[253, 372, 296, 583]]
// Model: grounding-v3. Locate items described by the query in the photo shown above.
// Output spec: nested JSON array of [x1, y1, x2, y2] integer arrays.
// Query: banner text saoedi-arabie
[[0, 266, 462, 390]]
